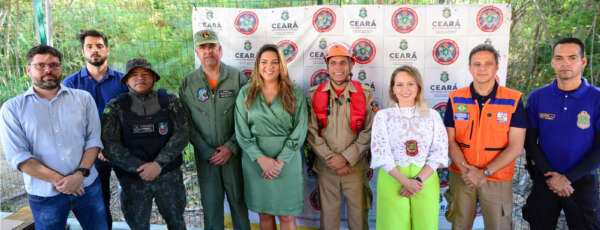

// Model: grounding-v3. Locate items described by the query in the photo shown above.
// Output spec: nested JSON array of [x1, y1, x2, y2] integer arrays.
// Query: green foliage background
[[2, 0, 598, 104]]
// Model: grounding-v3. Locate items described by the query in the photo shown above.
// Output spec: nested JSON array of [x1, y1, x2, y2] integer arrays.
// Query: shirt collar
[[321, 80, 357, 94], [469, 81, 498, 101], [81, 66, 117, 82], [551, 78, 590, 98], [24, 85, 69, 98]]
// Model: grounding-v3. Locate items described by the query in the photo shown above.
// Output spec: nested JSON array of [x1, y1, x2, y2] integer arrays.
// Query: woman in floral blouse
[[370, 65, 448, 230]]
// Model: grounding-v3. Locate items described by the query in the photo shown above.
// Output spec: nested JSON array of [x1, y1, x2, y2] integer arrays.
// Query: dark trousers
[[96, 162, 113, 230], [523, 173, 600, 230]]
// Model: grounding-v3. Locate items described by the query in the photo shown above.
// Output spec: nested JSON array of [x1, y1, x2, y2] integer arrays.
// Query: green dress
[[234, 84, 308, 216]]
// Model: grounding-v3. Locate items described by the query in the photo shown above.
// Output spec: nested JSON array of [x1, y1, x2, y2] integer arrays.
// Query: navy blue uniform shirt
[[63, 66, 129, 118], [527, 78, 600, 174], [443, 82, 528, 128]]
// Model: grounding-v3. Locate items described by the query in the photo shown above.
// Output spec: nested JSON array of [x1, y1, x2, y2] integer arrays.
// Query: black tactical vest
[[115, 89, 182, 178]]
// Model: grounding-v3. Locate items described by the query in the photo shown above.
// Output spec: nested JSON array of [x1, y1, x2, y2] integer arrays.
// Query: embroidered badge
[[218, 90, 234, 98], [198, 88, 209, 102], [577, 110, 591, 129], [456, 104, 467, 112], [103, 107, 111, 114], [158, 122, 168, 135], [454, 112, 469, 121], [405, 140, 418, 156], [496, 112, 508, 123], [539, 113, 556, 120]]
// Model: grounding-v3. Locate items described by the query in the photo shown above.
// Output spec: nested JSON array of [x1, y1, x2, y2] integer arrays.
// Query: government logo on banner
[[429, 71, 458, 98], [477, 6, 503, 32], [311, 69, 329, 86], [431, 7, 462, 34], [433, 39, 459, 65], [313, 8, 336, 32], [235, 11, 258, 35], [351, 38, 376, 64], [234, 40, 256, 66], [277, 40, 298, 63], [392, 7, 418, 33], [388, 39, 418, 66], [349, 7, 378, 34], [271, 10, 300, 35]]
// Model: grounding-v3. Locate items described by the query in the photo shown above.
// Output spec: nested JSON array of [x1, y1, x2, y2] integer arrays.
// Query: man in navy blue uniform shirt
[[523, 37, 600, 229], [63, 29, 128, 230]]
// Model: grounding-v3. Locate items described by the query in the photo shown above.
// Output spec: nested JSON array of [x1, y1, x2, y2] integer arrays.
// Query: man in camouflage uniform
[[102, 58, 189, 230], [179, 29, 250, 230]]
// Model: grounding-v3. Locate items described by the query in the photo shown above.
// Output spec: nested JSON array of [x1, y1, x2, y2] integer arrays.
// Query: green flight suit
[[234, 84, 308, 216], [179, 63, 250, 230]]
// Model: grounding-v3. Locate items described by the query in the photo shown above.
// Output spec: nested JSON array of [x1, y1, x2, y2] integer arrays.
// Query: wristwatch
[[75, 168, 90, 177], [414, 176, 423, 183], [483, 168, 493, 178]]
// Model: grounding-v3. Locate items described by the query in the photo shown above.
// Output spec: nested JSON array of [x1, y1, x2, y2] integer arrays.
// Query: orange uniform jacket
[[449, 86, 522, 181]]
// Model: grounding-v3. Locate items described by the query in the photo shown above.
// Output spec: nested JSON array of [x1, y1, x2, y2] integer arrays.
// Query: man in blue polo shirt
[[523, 37, 600, 229], [63, 29, 128, 230]]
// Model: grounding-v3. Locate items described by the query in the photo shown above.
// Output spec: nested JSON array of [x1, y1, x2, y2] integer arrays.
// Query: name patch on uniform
[[454, 112, 469, 121], [218, 90, 234, 98], [132, 124, 154, 134], [158, 122, 168, 135], [577, 110, 591, 129], [496, 112, 509, 123], [198, 88, 209, 102], [539, 113, 556, 120], [456, 104, 468, 112]]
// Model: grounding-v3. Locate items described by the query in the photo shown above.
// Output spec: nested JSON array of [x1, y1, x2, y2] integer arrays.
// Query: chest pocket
[[218, 89, 236, 115]]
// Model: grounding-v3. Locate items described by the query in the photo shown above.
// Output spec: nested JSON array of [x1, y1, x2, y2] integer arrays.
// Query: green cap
[[194, 29, 219, 46]]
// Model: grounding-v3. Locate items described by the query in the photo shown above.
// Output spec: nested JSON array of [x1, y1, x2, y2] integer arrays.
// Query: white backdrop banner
[[192, 4, 510, 230]]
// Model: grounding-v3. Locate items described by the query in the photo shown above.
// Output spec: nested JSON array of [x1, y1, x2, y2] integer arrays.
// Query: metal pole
[[44, 0, 52, 46], [32, 0, 46, 45]]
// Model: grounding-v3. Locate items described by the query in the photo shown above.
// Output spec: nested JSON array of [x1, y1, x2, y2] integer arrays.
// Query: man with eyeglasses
[[0, 45, 107, 229], [62, 29, 128, 229]]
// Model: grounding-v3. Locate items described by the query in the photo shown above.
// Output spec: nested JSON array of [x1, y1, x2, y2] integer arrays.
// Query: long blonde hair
[[388, 65, 429, 115], [245, 44, 296, 114]]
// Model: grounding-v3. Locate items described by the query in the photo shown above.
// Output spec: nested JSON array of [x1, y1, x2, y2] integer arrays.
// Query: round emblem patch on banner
[[433, 102, 448, 119], [577, 110, 591, 129], [437, 167, 449, 188], [311, 69, 329, 86], [405, 140, 419, 156], [433, 39, 459, 65], [234, 11, 258, 35], [351, 38, 376, 64], [242, 69, 252, 79], [309, 189, 321, 211], [277, 40, 298, 63], [477, 6, 503, 32], [392, 7, 418, 33], [313, 8, 336, 32]]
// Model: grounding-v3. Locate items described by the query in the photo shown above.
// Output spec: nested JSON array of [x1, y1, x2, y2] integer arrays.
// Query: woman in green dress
[[234, 44, 308, 230]]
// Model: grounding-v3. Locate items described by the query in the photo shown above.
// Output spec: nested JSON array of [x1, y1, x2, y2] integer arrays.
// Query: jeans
[[27, 178, 108, 230]]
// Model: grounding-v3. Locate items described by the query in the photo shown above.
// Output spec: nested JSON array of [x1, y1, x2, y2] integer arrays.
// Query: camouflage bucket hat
[[121, 58, 160, 84]]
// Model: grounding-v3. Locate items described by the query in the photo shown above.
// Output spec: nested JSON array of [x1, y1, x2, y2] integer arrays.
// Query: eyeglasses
[[29, 62, 61, 70]]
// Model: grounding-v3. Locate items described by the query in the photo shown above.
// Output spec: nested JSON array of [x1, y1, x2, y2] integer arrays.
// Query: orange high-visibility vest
[[449, 86, 522, 182]]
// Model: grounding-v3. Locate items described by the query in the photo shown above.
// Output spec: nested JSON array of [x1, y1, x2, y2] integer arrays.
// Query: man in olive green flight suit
[[178, 29, 250, 230]]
